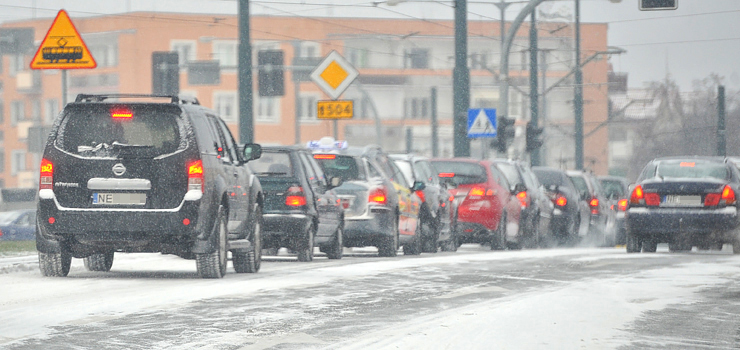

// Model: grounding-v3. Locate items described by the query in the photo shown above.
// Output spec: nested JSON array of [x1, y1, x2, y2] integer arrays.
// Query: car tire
[[626, 229, 641, 253], [491, 214, 507, 251], [234, 206, 262, 273], [297, 225, 315, 262], [733, 240, 740, 254], [642, 239, 658, 253], [524, 214, 540, 249], [378, 217, 399, 257], [403, 222, 423, 256], [325, 225, 344, 260], [38, 247, 72, 277], [83, 251, 114, 272], [421, 216, 440, 253], [196, 205, 228, 278]]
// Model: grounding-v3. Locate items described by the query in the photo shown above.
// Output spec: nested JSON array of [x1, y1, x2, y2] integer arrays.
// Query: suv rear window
[[248, 151, 293, 176], [56, 105, 182, 158], [656, 160, 729, 180], [431, 161, 487, 185]]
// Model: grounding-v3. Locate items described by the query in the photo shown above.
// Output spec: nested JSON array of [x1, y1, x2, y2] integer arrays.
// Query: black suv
[[248, 146, 345, 261], [36, 94, 264, 278]]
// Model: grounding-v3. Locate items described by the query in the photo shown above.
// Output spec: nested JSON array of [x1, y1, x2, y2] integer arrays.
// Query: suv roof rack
[[74, 94, 200, 105]]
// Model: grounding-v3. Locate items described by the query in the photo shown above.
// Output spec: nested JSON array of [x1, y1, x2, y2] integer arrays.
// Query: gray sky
[[3, 0, 739, 92]]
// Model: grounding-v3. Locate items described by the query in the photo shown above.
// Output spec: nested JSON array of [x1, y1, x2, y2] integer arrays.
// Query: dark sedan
[[626, 157, 740, 253]]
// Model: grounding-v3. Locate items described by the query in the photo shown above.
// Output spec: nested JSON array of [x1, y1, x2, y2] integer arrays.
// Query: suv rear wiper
[[111, 141, 154, 150], [257, 172, 288, 176]]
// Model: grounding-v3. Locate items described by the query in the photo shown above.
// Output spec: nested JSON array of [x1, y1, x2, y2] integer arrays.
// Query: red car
[[430, 159, 521, 250]]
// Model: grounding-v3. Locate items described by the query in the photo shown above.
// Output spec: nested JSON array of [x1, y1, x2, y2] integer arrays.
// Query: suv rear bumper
[[343, 207, 395, 247], [262, 212, 312, 245]]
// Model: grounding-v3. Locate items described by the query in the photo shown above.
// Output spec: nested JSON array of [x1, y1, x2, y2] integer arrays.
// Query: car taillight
[[285, 186, 307, 206], [40, 158, 53, 190], [369, 186, 387, 205], [630, 185, 660, 206], [415, 190, 426, 203], [589, 197, 599, 214], [554, 195, 567, 207], [516, 191, 528, 207], [188, 160, 204, 193], [705, 185, 736, 207], [617, 198, 628, 211], [468, 187, 494, 198]]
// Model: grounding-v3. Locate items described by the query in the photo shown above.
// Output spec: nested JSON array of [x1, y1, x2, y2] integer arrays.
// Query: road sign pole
[[238, 0, 254, 144], [529, 10, 540, 166], [333, 120, 338, 139], [718, 85, 726, 157], [453, 0, 470, 158], [61, 69, 67, 106], [431, 87, 439, 157]]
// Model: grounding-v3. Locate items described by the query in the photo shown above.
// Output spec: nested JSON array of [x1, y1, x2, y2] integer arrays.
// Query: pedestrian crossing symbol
[[467, 108, 497, 138]]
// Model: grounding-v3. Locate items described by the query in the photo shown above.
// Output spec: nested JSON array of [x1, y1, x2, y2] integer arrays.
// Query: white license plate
[[93, 192, 147, 205], [663, 195, 701, 207]]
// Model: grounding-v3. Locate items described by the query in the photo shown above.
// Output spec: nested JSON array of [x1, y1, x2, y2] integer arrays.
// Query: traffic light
[[258, 50, 284, 97], [526, 122, 544, 152], [152, 52, 179, 95], [492, 116, 515, 153]]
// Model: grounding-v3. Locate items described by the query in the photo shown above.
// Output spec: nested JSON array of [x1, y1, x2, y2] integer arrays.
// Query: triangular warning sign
[[468, 110, 494, 135], [30, 10, 96, 70]]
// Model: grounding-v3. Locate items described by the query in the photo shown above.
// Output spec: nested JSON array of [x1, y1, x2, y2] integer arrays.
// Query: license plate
[[663, 195, 701, 207], [339, 196, 353, 209], [93, 192, 147, 205]]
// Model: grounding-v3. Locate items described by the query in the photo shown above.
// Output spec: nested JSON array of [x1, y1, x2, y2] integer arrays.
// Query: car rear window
[[656, 160, 729, 180], [56, 104, 183, 158], [533, 170, 568, 187], [248, 151, 293, 177], [496, 162, 523, 186], [314, 155, 366, 181], [569, 175, 590, 198], [430, 161, 487, 185], [600, 179, 627, 199]]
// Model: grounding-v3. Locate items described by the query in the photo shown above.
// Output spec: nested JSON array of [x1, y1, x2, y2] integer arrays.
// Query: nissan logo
[[112, 163, 126, 176]]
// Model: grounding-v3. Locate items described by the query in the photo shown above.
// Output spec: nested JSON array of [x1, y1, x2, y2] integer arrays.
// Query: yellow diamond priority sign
[[30, 10, 96, 70], [310, 51, 358, 100]]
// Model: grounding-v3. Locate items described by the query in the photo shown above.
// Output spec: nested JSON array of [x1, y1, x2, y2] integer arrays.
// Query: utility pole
[[528, 10, 539, 166], [494, 0, 513, 75], [453, 0, 470, 157], [238, 0, 254, 143], [574, 0, 584, 169], [431, 87, 439, 157], [718, 85, 726, 157], [539, 48, 550, 166], [292, 41, 301, 145]]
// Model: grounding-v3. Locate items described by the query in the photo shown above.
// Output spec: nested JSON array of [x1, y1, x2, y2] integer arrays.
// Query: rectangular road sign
[[317, 100, 353, 119], [467, 108, 497, 138]]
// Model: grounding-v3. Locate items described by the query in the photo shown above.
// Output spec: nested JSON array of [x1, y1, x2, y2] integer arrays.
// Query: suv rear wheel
[[296, 225, 315, 262], [196, 205, 228, 278], [39, 248, 72, 277], [234, 206, 262, 273], [83, 251, 114, 272]]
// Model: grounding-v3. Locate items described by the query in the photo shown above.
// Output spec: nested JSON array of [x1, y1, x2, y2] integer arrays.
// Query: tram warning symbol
[[30, 9, 96, 70]]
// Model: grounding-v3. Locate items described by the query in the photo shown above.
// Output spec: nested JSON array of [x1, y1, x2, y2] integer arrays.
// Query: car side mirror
[[242, 143, 262, 162], [411, 181, 426, 192], [511, 183, 527, 195], [329, 176, 342, 189]]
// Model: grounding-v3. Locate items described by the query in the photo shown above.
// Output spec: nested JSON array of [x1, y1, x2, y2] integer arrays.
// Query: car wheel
[[325, 225, 344, 260], [524, 214, 540, 249], [38, 246, 72, 277], [196, 205, 228, 278], [642, 239, 658, 253], [83, 251, 114, 272], [491, 214, 506, 251], [378, 216, 399, 257], [421, 216, 440, 253], [297, 224, 315, 262], [403, 222, 423, 256], [626, 229, 641, 253], [234, 206, 262, 273], [733, 240, 740, 254]]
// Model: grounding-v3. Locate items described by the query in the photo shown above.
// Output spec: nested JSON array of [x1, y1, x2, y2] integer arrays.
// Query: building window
[[8, 54, 25, 76], [11, 150, 25, 175], [404, 97, 430, 119], [10, 100, 24, 125], [171, 40, 196, 66], [298, 94, 318, 121], [44, 99, 59, 124], [213, 40, 237, 68], [31, 100, 41, 122], [405, 49, 429, 69], [0, 152, 5, 173], [346, 47, 369, 68], [0, 131, 4, 147], [255, 96, 280, 123], [213, 91, 237, 123], [470, 53, 489, 70], [0, 101, 4, 124], [298, 41, 320, 58], [88, 44, 118, 67]]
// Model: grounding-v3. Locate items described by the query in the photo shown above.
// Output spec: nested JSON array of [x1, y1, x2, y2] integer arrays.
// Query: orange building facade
[[0, 12, 609, 188]]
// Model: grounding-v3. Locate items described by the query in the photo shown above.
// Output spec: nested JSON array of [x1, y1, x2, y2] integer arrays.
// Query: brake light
[[706, 185, 736, 206], [188, 160, 204, 193], [617, 198, 628, 211], [589, 197, 599, 214], [555, 195, 567, 207], [438, 173, 455, 178], [111, 106, 133, 119], [630, 185, 644, 204], [415, 190, 426, 203], [368, 187, 387, 205], [516, 191, 528, 207], [40, 158, 53, 190], [469, 187, 485, 196], [630, 185, 659, 206], [313, 154, 336, 160], [722, 185, 736, 205], [285, 186, 307, 206]]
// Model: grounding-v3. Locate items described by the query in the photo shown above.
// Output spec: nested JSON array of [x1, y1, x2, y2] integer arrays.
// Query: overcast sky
[[3, 0, 739, 92]]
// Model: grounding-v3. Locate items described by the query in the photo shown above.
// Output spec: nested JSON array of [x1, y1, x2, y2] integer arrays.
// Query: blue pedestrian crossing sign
[[467, 108, 497, 138]]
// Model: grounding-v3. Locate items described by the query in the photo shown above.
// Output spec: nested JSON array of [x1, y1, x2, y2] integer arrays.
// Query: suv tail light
[[188, 160, 204, 193], [285, 186, 307, 207], [589, 197, 600, 214], [40, 158, 53, 190], [554, 195, 567, 207], [630, 185, 660, 206], [516, 191, 528, 208], [705, 185, 736, 207], [368, 186, 388, 205]]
